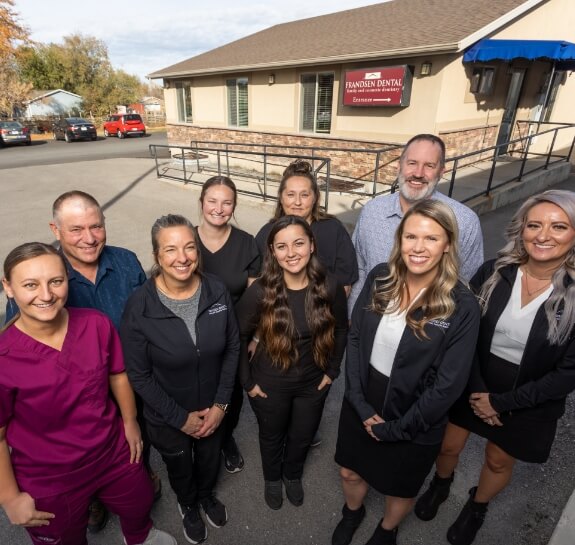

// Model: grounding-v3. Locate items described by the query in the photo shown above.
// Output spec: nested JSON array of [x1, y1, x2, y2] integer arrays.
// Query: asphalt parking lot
[[0, 156, 573, 545]]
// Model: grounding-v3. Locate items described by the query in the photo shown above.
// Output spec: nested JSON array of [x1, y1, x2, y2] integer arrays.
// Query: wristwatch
[[213, 403, 229, 413]]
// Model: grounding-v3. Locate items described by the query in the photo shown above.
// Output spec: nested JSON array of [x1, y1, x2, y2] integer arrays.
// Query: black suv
[[52, 118, 97, 142]]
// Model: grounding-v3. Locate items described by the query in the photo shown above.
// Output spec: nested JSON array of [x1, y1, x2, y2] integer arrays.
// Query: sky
[[13, 0, 382, 81]]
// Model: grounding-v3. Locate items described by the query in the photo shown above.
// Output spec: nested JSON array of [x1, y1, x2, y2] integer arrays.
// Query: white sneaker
[[130, 527, 178, 545]]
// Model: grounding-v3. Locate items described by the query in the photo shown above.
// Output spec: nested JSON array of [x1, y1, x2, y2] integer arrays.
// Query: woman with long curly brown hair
[[236, 215, 348, 510], [332, 200, 480, 545]]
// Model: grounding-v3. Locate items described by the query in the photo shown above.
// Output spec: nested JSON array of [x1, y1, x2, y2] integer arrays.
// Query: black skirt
[[449, 353, 558, 463], [334, 366, 441, 498]]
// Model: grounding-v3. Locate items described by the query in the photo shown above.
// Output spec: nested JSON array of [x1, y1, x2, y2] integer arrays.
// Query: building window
[[470, 67, 495, 95], [300, 72, 334, 133], [226, 78, 248, 127], [175, 82, 193, 123], [541, 70, 565, 122]]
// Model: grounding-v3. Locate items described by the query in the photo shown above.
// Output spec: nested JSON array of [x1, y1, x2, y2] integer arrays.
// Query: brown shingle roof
[[149, 0, 539, 78]]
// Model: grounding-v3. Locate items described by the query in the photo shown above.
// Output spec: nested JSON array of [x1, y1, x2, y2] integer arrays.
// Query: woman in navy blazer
[[332, 200, 480, 545]]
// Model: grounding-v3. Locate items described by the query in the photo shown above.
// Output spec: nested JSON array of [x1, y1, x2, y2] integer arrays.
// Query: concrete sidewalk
[[0, 157, 573, 545]]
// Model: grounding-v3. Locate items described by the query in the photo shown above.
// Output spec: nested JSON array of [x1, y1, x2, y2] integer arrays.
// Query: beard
[[397, 172, 440, 203]]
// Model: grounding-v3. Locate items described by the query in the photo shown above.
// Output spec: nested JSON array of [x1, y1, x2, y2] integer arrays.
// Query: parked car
[[52, 118, 97, 142], [0, 121, 32, 147], [103, 113, 146, 138]]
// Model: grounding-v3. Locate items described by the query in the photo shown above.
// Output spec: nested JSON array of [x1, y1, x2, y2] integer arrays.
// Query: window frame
[[299, 71, 335, 134], [174, 81, 193, 123], [470, 66, 496, 95], [226, 77, 249, 127]]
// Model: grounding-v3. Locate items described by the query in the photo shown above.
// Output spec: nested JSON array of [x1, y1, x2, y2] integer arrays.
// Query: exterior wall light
[[268, 74, 276, 85], [420, 62, 432, 76]]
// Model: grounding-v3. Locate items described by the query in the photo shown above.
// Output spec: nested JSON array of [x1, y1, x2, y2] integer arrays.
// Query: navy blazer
[[345, 264, 480, 445]]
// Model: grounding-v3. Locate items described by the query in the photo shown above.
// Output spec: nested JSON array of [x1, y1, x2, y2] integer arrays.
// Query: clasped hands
[[363, 414, 385, 441], [180, 406, 225, 438], [469, 392, 502, 426]]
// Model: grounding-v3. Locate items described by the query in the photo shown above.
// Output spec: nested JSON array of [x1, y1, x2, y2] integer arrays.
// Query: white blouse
[[490, 269, 552, 365], [370, 290, 425, 377]]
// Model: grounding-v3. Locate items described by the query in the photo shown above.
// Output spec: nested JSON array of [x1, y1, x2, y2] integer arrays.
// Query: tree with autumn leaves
[[0, 0, 32, 116], [1, 0, 153, 118]]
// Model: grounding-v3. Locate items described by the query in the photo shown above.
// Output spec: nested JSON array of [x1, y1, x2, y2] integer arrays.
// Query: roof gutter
[[148, 43, 459, 79]]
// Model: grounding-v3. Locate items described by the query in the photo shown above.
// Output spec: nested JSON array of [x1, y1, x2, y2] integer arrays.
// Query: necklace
[[523, 266, 554, 281], [522, 267, 552, 297]]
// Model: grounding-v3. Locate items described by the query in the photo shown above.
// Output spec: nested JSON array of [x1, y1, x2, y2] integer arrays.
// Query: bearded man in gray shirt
[[349, 134, 484, 312]]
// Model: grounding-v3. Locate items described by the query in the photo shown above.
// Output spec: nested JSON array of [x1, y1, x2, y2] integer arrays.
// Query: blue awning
[[464, 39, 575, 70]]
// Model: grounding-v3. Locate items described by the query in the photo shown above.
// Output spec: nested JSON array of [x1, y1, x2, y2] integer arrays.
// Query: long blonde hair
[[478, 190, 575, 345], [370, 199, 460, 338]]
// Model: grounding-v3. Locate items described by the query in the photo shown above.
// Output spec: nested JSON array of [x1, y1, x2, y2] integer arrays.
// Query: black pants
[[249, 379, 329, 481], [146, 420, 223, 507], [222, 375, 244, 446]]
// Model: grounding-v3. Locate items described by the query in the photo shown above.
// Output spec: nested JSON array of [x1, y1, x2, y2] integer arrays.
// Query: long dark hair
[[258, 215, 335, 370], [2, 242, 67, 331]]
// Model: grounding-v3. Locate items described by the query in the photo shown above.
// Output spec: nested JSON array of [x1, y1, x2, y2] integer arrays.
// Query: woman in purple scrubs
[[0, 242, 175, 545]]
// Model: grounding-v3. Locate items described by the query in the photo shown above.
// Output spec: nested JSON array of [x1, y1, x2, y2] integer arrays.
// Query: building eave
[[149, 42, 460, 80]]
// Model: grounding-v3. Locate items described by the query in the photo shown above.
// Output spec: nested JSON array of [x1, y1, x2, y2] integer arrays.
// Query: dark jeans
[[146, 420, 223, 507], [222, 375, 244, 446], [249, 378, 329, 481]]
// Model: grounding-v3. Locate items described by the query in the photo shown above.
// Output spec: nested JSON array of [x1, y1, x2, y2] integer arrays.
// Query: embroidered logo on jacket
[[428, 319, 450, 329], [208, 303, 228, 315]]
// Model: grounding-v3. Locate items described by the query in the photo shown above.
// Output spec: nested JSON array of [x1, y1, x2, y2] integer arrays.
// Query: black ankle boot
[[447, 487, 488, 545], [365, 520, 398, 545], [414, 472, 454, 521], [332, 504, 366, 545]]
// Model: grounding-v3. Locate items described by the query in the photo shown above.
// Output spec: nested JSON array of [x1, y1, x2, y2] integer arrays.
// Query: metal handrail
[[150, 120, 575, 211]]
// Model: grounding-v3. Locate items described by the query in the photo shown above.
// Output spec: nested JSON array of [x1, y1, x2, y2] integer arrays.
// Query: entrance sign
[[343, 66, 413, 107]]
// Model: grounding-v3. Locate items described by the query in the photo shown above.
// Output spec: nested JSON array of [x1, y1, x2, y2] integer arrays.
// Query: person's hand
[[247, 339, 258, 361], [3, 492, 55, 527], [123, 418, 143, 464], [248, 384, 268, 399], [195, 406, 225, 438], [469, 392, 500, 424], [363, 414, 385, 440], [180, 408, 210, 436], [317, 374, 332, 391]]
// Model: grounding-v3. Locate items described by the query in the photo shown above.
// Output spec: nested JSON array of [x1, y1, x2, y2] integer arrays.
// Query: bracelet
[[252, 336, 260, 343]]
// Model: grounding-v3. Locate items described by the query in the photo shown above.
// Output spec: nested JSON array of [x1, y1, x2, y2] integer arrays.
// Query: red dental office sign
[[343, 66, 413, 107]]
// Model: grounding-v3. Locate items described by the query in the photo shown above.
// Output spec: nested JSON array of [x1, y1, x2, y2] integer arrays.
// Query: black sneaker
[[178, 504, 207, 544], [282, 476, 304, 506], [222, 436, 245, 473], [199, 495, 228, 528], [264, 480, 283, 510], [87, 499, 109, 534]]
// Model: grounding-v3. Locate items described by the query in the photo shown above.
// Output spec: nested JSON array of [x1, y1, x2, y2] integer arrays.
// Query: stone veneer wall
[[439, 124, 499, 168], [166, 124, 500, 190]]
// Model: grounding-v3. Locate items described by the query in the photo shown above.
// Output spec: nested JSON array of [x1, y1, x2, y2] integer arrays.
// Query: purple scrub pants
[[27, 443, 154, 545]]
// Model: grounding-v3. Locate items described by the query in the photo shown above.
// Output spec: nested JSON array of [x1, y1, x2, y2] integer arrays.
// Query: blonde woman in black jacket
[[415, 190, 575, 545], [333, 200, 480, 545]]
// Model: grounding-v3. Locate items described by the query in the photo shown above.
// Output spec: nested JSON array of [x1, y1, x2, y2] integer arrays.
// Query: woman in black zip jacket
[[415, 190, 575, 545], [120, 214, 239, 545], [332, 200, 480, 545]]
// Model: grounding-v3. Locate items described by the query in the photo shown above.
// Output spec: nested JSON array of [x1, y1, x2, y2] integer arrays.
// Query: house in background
[[149, 0, 575, 179], [127, 97, 165, 114], [23, 89, 83, 118]]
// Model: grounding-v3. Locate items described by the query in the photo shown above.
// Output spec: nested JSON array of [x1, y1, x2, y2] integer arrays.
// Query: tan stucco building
[[150, 0, 575, 180]]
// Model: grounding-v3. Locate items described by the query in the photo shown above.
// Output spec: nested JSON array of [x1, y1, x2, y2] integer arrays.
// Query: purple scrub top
[[0, 307, 126, 497]]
